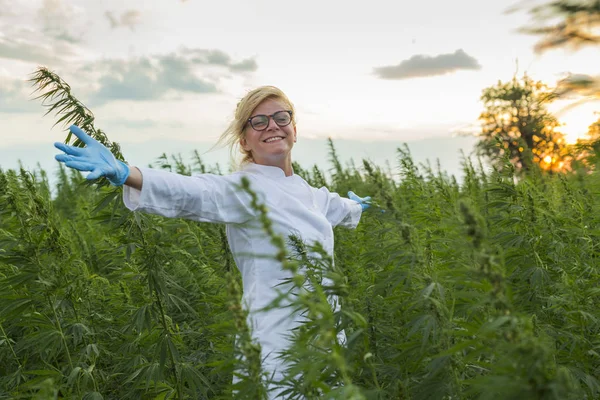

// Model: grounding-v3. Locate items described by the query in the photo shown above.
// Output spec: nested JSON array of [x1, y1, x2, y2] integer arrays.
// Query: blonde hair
[[216, 86, 297, 169]]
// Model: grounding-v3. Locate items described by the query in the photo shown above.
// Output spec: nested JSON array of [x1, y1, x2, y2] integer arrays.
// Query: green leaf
[[82, 392, 104, 400]]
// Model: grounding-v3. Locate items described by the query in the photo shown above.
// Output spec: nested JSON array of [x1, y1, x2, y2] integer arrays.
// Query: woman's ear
[[240, 137, 249, 151]]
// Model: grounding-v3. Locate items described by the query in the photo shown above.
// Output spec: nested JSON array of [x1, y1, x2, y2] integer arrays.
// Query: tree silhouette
[[569, 114, 600, 169], [514, 0, 600, 53], [512, 0, 600, 101], [477, 75, 567, 172]]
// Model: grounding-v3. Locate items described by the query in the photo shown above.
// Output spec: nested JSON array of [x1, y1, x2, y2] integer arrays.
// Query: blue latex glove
[[54, 125, 130, 186], [348, 191, 371, 211]]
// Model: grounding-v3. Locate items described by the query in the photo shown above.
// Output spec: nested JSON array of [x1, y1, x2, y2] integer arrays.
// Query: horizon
[[0, 134, 479, 189]]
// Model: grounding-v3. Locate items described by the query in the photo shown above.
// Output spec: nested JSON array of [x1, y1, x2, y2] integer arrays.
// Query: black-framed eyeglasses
[[247, 110, 293, 131]]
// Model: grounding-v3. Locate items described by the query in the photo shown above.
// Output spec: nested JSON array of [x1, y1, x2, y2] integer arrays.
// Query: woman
[[54, 86, 371, 398]]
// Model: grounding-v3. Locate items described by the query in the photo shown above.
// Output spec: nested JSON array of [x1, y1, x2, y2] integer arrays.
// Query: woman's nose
[[266, 116, 279, 130]]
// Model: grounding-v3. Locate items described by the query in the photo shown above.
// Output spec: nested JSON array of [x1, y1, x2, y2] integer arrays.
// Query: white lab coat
[[123, 162, 362, 398]]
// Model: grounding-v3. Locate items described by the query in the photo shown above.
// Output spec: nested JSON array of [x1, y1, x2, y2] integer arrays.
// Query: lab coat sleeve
[[122, 167, 257, 224], [313, 186, 362, 229]]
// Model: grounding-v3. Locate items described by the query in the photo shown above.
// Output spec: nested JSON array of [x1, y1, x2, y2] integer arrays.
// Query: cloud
[[0, 0, 17, 17], [0, 0, 83, 65], [37, 0, 86, 43], [230, 58, 258, 72], [104, 10, 142, 31], [374, 49, 482, 80], [0, 77, 39, 113], [84, 49, 257, 105], [188, 49, 258, 72], [0, 31, 77, 65], [88, 58, 213, 105]]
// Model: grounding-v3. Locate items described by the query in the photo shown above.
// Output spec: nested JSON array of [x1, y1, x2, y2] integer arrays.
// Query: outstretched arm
[[311, 187, 369, 229], [55, 125, 257, 224]]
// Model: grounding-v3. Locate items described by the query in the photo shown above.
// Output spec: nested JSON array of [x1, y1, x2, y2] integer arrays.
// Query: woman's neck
[[253, 157, 293, 176]]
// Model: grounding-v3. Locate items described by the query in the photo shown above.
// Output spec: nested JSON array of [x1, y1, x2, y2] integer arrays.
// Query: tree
[[512, 0, 600, 101], [477, 75, 567, 172], [510, 0, 600, 171], [515, 0, 600, 53], [587, 114, 600, 139], [569, 114, 600, 169]]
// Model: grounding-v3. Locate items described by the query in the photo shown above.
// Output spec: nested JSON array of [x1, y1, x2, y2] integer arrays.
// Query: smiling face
[[240, 98, 297, 174]]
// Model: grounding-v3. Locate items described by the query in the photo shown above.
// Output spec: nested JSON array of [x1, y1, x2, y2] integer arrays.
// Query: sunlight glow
[[553, 102, 600, 144]]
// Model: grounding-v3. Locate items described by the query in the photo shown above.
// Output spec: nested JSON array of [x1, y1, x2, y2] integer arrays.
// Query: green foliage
[[1, 141, 600, 399]]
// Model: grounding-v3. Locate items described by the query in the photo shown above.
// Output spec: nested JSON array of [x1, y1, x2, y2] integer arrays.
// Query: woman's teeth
[[264, 137, 283, 143]]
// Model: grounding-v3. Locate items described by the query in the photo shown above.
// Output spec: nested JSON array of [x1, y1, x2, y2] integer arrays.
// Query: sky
[[1, 0, 599, 181]]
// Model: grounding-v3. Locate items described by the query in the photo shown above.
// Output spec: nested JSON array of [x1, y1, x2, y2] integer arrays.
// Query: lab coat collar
[[242, 163, 295, 179]]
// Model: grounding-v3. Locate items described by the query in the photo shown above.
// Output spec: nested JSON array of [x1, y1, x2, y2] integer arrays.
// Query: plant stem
[[0, 321, 21, 368]]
